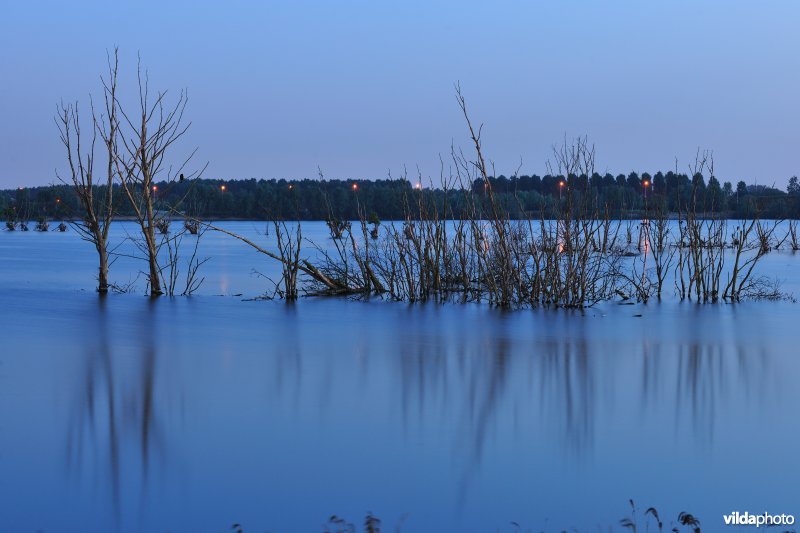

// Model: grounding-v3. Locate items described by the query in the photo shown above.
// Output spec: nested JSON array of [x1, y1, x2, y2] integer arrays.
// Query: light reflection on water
[[0, 224, 799, 531]]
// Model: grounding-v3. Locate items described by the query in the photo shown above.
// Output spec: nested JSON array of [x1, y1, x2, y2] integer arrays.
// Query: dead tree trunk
[[98, 243, 110, 291]]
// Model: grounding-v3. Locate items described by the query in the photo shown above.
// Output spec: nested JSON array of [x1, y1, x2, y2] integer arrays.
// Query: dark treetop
[[4, 173, 799, 222]]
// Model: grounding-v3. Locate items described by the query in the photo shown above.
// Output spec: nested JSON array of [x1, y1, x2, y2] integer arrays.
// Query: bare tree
[[113, 56, 201, 296], [55, 49, 120, 293]]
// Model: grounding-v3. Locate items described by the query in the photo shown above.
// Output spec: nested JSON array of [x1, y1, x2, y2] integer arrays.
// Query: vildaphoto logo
[[723, 512, 795, 527]]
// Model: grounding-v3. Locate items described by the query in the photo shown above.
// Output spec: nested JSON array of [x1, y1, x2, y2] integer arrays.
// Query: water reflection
[[2, 222, 799, 531], [66, 297, 163, 524], [28, 298, 790, 531], [391, 325, 773, 461], [255, 305, 782, 506]]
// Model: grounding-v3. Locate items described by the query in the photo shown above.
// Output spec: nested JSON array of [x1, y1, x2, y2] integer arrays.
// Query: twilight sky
[[1, 0, 798, 189]]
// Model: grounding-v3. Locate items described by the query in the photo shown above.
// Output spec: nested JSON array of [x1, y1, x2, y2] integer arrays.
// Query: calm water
[[1, 222, 799, 532]]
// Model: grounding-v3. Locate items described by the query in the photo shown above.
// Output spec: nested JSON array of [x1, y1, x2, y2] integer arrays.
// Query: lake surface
[[1, 222, 799, 532]]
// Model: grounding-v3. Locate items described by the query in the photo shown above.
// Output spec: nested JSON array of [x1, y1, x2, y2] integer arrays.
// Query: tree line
[[3, 172, 800, 222]]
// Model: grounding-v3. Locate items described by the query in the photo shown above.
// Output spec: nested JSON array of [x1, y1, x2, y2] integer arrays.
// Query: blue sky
[[1, 0, 798, 188]]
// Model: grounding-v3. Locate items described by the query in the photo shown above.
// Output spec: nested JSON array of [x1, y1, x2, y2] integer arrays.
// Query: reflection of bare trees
[[538, 338, 596, 455], [392, 325, 599, 470], [676, 343, 721, 443], [66, 296, 121, 512], [58, 299, 777, 527], [254, 311, 776, 495], [139, 343, 158, 479], [260, 315, 774, 504], [65, 298, 163, 521], [640, 341, 770, 446], [268, 303, 304, 410]]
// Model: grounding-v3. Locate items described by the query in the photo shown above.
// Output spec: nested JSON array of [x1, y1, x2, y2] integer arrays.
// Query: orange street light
[[352, 183, 358, 191], [288, 184, 293, 190], [220, 184, 227, 192], [152, 185, 158, 192]]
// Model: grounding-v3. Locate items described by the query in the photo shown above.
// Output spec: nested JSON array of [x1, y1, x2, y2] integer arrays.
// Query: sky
[[1, 0, 799, 189]]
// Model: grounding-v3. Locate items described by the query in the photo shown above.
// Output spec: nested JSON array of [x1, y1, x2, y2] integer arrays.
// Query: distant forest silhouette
[[3, 172, 800, 222]]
